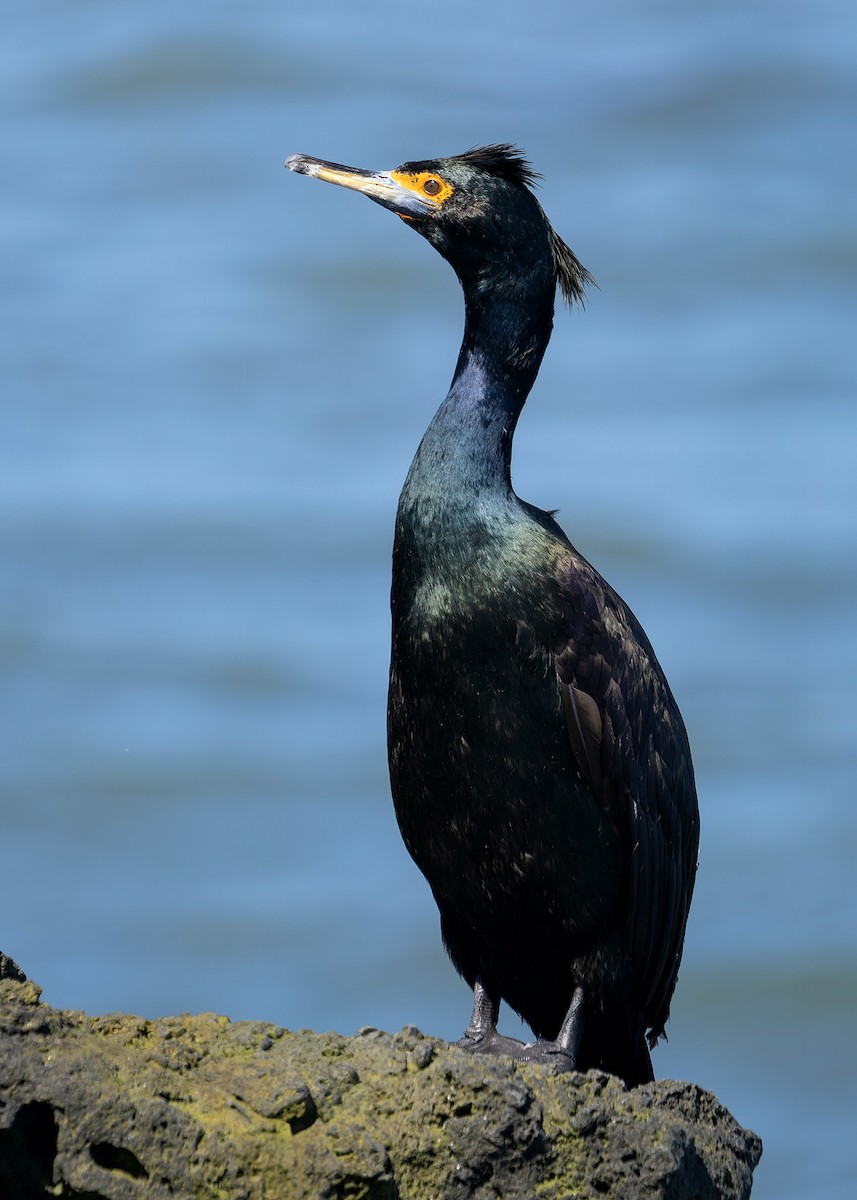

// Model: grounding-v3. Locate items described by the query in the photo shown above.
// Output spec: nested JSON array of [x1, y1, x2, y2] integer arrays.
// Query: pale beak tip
[[285, 154, 312, 175]]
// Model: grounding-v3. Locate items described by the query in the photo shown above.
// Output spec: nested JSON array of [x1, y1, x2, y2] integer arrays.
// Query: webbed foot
[[455, 1028, 528, 1056], [516, 1039, 577, 1071]]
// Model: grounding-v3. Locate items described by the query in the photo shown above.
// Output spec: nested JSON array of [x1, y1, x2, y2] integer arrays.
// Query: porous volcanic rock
[[0, 970, 761, 1199]]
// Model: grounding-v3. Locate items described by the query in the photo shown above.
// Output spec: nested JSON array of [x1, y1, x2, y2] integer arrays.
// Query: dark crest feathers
[[451, 144, 542, 189], [549, 227, 596, 308]]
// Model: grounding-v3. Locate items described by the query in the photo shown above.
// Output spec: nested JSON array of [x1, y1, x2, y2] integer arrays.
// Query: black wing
[[553, 550, 700, 1044]]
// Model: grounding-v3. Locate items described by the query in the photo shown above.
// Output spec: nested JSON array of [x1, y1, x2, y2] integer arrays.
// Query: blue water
[[3, 2, 856, 1196]]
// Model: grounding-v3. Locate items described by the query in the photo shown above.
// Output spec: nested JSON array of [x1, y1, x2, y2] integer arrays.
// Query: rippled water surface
[[3, 3, 856, 1196]]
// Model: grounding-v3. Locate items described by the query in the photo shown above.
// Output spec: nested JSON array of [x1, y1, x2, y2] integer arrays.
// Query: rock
[[0, 954, 27, 983], [0, 972, 761, 1199]]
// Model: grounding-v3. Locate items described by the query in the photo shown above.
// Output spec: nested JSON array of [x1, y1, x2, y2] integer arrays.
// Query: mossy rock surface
[[0, 974, 761, 1199]]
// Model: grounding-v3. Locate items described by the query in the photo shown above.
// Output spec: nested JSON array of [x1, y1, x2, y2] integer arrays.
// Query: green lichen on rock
[[0, 975, 761, 1199]]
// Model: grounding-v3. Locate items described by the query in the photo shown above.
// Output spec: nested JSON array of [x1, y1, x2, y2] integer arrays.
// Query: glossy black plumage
[[286, 145, 699, 1085]]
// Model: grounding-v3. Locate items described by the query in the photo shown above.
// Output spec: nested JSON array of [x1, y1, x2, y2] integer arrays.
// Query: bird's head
[[286, 144, 593, 307]]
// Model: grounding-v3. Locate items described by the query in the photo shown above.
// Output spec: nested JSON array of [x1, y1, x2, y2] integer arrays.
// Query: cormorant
[[286, 145, 699, 1086]]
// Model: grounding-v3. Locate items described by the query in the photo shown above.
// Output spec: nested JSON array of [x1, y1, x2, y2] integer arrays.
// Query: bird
[[286, 144, 699, 1086]]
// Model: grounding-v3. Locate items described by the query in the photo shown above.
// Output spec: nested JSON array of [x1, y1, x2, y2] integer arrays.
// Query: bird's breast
[[387, 502, 621, 928]]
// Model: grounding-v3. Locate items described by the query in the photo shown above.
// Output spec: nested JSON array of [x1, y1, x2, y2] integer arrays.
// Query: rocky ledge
[[0, 963, 761, 1199]]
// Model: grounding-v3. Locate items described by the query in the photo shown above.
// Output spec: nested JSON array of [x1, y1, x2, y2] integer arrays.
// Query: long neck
[[401, 273, 556, 508]]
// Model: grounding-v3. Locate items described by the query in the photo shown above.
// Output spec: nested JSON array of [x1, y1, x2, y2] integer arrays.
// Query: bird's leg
[[454, 981, 526, 1056], [519, 986, 585, 1071], [555, 985, 586, 1060], [462, 980, 499, 1042]]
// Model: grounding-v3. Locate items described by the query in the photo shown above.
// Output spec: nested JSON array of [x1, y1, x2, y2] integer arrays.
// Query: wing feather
[[554, 550, 699, 1043]]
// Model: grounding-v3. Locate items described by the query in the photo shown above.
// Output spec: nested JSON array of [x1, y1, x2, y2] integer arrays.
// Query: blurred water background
[[3, 1, 856, 1195]]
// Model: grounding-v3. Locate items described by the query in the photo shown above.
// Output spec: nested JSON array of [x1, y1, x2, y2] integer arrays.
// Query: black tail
[[578, 1009, 654, 1087]]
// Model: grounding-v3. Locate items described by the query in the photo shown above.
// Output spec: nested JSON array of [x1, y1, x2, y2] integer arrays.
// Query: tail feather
[[578, 1010, 654, 1087]]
